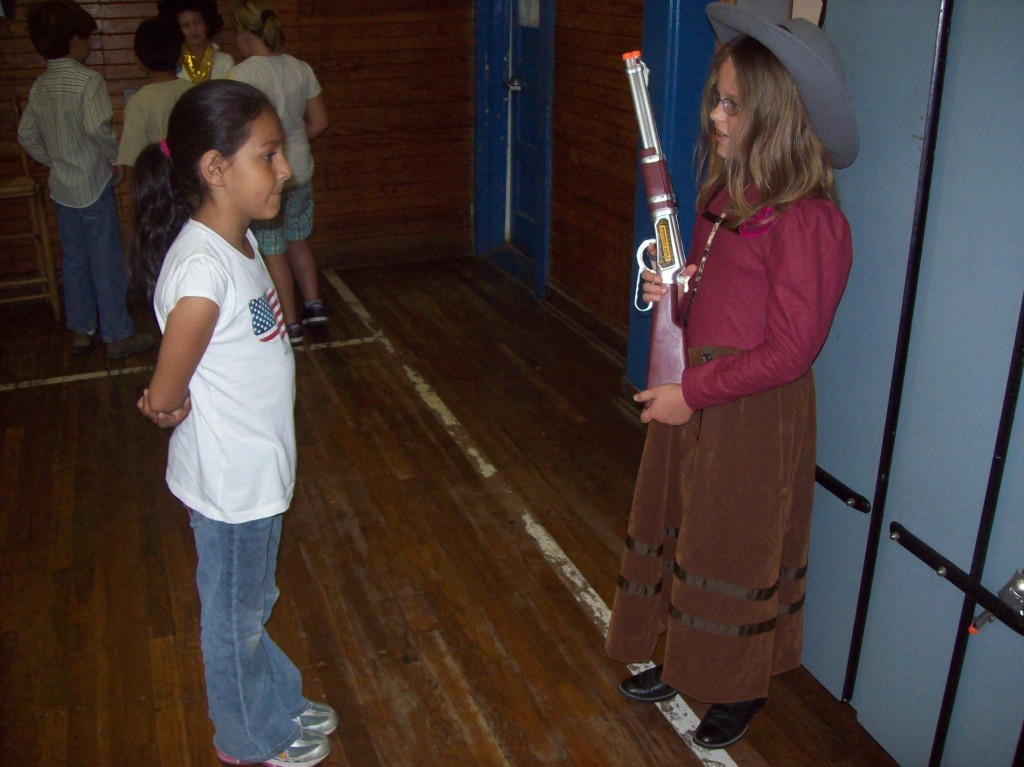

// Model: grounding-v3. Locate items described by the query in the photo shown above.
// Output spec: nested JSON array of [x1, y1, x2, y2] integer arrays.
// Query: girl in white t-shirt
[[131, 80, 334, 767], [228, 0, 329, 347]]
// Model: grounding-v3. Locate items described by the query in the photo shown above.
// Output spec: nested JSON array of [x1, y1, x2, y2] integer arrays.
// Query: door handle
[[502, 78, 523, 92]]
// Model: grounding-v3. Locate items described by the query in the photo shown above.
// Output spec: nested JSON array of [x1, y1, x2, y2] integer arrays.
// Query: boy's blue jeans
[[53, 180, 133, 343], [189, 509, 305, 761]]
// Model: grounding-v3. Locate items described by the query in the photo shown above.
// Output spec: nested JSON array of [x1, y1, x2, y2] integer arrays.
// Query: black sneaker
[[106, 332, 155, 360], [72, 330, 99, 355], [301, 301, 327, 326], [286, 322, 304, 346]]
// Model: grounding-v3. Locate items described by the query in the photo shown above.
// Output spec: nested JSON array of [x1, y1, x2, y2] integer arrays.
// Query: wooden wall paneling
[[308, 5, 475, 265], [549, 0, 645, 341], [548, 200, 631, 331], [0, 95, 41, 280], [0, 0, 476, 286]]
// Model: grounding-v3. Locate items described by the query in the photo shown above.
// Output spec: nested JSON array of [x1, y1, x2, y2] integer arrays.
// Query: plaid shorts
[[251, 181, 314, 256]]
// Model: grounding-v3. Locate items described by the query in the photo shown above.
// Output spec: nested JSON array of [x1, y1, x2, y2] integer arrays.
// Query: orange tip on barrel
[[622, 50, 641, 60]]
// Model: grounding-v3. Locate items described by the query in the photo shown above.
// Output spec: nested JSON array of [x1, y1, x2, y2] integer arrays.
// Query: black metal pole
[[927, 286, 1024, 767], [888, 523, 1024, 638], [815, 466, 871, 513], [842, 0, 955, 703]]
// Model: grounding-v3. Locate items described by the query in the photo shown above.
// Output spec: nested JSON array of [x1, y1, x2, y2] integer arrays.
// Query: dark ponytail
[[130, 80, 273, 301], [131, 145, 191, 301]]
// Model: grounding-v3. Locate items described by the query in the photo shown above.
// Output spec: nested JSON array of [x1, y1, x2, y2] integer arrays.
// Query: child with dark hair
[[18, 0, 154, 358], [132, 79, 335, 767], [157, 0, 234, 82], [23, 0, 93, 58], [117, 17, 194, 170]]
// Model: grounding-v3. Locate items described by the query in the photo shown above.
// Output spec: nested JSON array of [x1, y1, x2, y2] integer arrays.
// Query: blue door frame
[[473, 0, 511, 256], [473, 0, 554, 300]]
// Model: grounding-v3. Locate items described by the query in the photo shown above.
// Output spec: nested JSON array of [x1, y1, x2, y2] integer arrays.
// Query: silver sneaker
[[294, 699, 338, 735], [216, 729, 331, 767]]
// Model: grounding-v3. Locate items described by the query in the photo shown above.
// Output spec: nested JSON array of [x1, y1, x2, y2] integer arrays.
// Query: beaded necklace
[[181, 43, 213, 82]]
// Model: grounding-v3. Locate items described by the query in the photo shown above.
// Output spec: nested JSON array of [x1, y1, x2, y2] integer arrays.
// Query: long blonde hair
[[232, 0, 284, 52], [696, 36, 837, 225]]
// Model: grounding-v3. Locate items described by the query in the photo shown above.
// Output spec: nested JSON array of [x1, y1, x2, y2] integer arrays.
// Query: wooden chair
[[0, 94, 61, 321]]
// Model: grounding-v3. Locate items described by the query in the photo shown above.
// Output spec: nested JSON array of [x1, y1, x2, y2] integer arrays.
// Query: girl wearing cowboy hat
[[605, 2, 859, 750]]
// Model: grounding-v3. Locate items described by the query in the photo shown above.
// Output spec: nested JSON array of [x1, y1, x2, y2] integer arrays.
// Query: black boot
[[617, 665, 678, 703], [693, 698, 766, 749]]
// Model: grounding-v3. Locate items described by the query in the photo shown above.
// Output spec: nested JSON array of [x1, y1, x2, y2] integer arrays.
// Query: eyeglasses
[[708, 90, 740, 117]]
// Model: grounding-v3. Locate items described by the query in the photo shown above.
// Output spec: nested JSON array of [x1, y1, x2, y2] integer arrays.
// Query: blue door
[[474, 0, 553, 298], [506, 0, 551, 296]]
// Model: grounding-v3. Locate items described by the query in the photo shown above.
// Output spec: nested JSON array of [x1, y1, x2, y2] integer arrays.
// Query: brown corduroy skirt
[[605, 347, 817, 704]]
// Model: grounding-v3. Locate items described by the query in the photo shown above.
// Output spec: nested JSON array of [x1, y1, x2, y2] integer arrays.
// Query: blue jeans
[[189, 510, 305, 760], [53, 180, 133, 342]]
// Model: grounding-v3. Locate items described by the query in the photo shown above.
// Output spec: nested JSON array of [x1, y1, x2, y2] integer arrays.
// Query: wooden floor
[[0, 257, 899, 766]]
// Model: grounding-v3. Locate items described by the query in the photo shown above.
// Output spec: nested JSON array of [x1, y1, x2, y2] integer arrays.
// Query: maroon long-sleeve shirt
[[680, 190, 853, 410]]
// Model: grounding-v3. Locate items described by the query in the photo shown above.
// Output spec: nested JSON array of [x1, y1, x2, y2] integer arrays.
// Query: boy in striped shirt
[[18, 0, 153, 359]]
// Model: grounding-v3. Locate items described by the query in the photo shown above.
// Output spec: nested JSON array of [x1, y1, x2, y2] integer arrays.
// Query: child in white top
[[131, 80, 335, 767], [229, 0, 329, 346]]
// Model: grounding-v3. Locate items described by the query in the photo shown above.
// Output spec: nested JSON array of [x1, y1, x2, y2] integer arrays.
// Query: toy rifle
[[968, 569, 1024, 634], [622, 51, 689, 388]]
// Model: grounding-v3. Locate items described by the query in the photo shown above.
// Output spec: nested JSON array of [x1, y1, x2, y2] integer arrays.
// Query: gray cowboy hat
[[706, 2, 859, 168]]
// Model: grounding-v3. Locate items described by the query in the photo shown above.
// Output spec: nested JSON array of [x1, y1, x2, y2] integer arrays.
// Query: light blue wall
[[801, 0, 940, 698], [805, 2, 1024, 765]]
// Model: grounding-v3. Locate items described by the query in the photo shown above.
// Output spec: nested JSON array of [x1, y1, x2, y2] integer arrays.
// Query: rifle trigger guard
[[634, 239, 657, 312]]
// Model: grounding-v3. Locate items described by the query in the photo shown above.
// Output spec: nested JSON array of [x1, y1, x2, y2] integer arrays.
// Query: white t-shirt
[[154, 219, 296, 523], [228, 54, 321, 184]]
